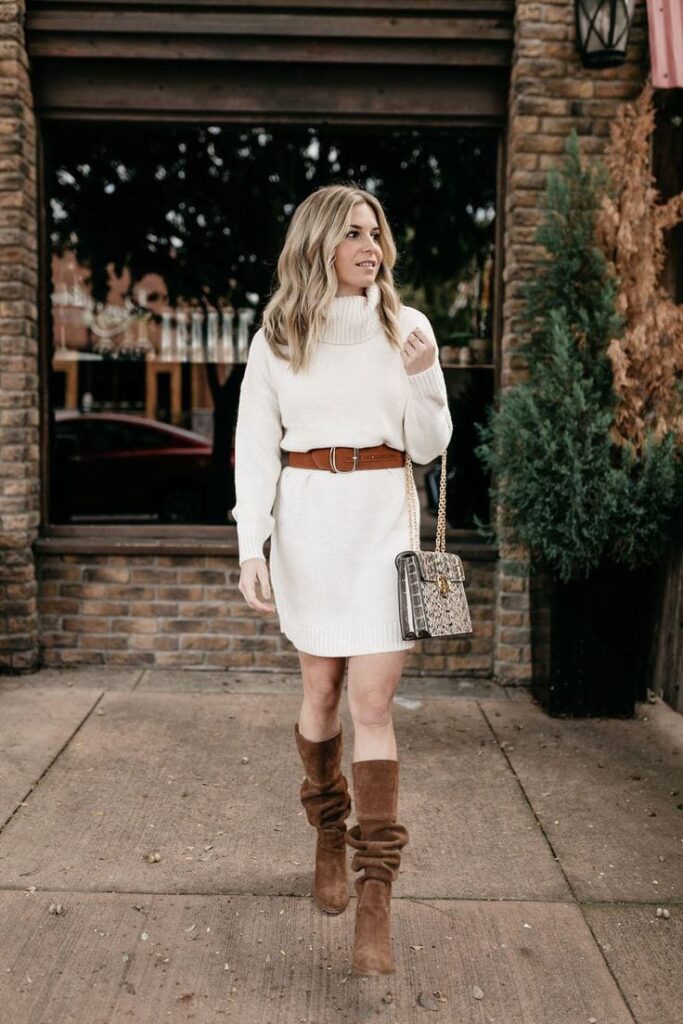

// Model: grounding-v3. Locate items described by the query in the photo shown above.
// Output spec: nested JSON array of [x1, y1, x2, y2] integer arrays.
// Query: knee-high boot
[[294, 721, 352, 914], [344, 758, 409, 975]]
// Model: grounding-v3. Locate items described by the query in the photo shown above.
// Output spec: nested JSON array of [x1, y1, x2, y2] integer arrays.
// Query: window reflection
[[53, 412, 215, 522], [45, 123, 498, 527]]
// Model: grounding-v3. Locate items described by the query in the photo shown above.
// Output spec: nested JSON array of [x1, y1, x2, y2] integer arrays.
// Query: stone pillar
[[495, 0, 649, 684], [0, 0, 40, 672]]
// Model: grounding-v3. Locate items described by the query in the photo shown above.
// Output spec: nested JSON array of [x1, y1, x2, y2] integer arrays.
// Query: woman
[[231, 183, 453, 976]]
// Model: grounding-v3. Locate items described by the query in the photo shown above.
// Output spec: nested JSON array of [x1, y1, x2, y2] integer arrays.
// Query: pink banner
[[647, 0, 683, 87]]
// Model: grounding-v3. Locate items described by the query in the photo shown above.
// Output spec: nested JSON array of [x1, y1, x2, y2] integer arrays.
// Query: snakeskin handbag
[[395, 451, 473, 641]]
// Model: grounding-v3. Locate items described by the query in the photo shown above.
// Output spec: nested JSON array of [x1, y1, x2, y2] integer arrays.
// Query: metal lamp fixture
[[575, 0, 636, 68]]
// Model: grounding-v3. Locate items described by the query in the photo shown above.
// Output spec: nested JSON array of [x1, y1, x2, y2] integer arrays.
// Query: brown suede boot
[[345, 759, 409, 976], [294, 721, 352, 914]]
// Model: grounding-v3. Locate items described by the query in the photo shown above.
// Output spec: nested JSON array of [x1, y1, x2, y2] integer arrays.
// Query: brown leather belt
[[287, 443, 406, 473]]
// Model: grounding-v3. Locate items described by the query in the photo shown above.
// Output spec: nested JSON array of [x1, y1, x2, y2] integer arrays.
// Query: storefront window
[[45, 123, 497, 528]]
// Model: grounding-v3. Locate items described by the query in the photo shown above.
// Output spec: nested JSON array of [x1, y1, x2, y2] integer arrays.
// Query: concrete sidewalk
[[0, 667, 681, 1024]]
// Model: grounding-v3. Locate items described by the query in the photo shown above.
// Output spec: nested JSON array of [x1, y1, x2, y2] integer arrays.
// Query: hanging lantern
[[575, 0, 636, 68]]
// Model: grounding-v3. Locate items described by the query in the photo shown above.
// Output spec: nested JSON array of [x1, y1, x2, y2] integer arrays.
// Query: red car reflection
[[54, 411, 218, 522]]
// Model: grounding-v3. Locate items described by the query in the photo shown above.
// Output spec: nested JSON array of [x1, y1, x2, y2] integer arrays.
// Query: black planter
[[532, 560, 660, 718]]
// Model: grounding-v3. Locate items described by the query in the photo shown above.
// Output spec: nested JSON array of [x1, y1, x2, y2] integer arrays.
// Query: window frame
[[35, 48, 509, 553]]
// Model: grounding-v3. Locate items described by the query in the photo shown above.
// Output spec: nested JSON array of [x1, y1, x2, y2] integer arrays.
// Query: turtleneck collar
[[320, 281, 382, 345]]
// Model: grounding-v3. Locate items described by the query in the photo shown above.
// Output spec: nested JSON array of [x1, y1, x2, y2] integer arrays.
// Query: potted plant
[[475, 98, 683, 717]]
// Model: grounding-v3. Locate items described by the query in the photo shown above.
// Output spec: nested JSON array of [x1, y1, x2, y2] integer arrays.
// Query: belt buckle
[[329, 446, 359, 473]]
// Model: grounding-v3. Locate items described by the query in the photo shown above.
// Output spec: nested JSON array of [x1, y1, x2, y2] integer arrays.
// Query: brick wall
[[495, 0, 651, 685], [0, 0, 40, 672], [37, 550, 496, 673]]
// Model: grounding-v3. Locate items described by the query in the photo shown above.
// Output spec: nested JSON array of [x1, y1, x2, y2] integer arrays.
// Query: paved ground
[[0, 666, 681, 1024]]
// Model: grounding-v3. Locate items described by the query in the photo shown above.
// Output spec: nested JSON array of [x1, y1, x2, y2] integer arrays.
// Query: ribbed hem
[[279, 617, 416, 656], [406, 360, 447, 400], [237, 528, 266, 565]]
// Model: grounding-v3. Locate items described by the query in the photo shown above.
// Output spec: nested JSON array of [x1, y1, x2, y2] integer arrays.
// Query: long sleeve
[[403, 311, 453, 464], [230, 328, 284, 565]]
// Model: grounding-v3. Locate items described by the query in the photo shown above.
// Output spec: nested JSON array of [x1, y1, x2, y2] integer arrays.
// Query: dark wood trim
[[28, 1, 513, 10], [36, 122, 53, 534], [35, 534, 242, 557], [43, 524, 236, 538], [27, 1, 513, 116], [486, 125, 507, 531], [493, 127, 506, 401], [653, 88, 683, 304], [31, 61, 510, 122], [29, 39, 511, 67], [33, 530, 499, 560], [26, 13, 513, 44], [26, 3, 514, 67]]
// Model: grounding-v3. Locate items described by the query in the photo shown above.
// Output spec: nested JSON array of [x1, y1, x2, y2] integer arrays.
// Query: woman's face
[[333, 202, 383, 296]]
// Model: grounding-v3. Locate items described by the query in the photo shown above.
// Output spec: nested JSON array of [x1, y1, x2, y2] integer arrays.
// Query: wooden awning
[[25, 1, 514, 123]]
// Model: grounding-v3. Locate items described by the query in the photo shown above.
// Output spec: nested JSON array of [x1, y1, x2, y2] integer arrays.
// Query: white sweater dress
[[230, 281, 453, 657]]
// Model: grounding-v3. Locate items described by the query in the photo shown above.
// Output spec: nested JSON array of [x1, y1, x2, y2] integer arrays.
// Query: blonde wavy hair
[[260, 183, 404, 373]]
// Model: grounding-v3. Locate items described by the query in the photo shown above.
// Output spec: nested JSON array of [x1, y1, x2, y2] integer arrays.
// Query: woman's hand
[[238, 557, 277, 614], [401, 326, 438, 376]]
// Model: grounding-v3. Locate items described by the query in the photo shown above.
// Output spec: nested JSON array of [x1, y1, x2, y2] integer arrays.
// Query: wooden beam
[[26, 4, 514, 66], [28, 11, 513, 40], [32, 60, 510, 121], [28, 36, 511, 67], [28, 0, 514, 16]]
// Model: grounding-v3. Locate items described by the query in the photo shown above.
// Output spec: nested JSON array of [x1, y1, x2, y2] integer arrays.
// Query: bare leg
[[346, 649, 410, 760], [296, 650, 347, 741]]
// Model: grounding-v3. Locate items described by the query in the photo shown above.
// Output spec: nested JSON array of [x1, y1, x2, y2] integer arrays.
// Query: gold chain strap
[[404, 450, 448, 553]]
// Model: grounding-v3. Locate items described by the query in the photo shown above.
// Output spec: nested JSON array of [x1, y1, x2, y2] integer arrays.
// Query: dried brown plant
[[595, 76, 683, 455]]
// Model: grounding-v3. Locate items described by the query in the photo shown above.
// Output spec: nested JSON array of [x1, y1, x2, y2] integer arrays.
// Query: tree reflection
[[45, 123, 497, 525]]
